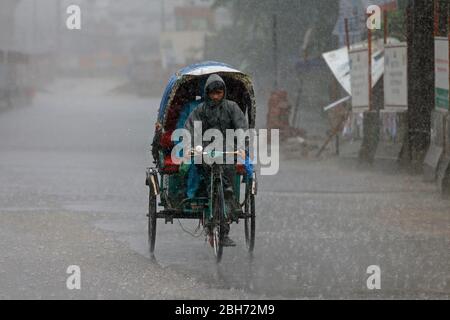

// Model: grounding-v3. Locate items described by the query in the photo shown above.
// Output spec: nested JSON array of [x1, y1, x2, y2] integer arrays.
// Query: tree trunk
[[400, 0, 435, 172]]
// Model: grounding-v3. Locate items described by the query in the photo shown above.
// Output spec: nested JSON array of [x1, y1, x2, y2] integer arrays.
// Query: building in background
[[1, 0, 51, 108], [0, 0, 19, 50], [159, 0, 231, 70], [1, 0, 233, 98], [160, 4, 212, 69]]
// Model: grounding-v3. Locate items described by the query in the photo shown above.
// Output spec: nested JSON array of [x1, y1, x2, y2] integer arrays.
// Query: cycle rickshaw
[[146, 62, 257, 262]]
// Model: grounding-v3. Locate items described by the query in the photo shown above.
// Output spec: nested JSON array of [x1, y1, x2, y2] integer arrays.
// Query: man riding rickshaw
[[182, 73, 249, 247], [146, 61, 257, 262]]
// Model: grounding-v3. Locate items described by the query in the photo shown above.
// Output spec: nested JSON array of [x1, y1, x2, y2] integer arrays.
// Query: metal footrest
[[152, 210, 251, 224], [238, 212, 253, 219], [156, 210, 203, 224]]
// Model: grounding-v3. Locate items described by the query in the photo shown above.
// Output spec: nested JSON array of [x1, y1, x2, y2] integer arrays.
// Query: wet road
[[0, 79, 449, 299]]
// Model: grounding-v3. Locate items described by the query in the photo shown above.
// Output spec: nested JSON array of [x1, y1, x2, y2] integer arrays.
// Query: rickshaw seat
[[161, 155, 179, 174], [236, 164, 246, 175], [160, 131, 174, 149], [162, 153, 245, 176]]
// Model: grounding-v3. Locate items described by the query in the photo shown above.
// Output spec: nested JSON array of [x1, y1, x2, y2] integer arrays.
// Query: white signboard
[[323, 45, 385, 98], [435, 37, 449, 112], [384, 43, 408, 112], [371, 49, 385, 87], [350, 48, 370, 112], [323, 47, 351, 95]]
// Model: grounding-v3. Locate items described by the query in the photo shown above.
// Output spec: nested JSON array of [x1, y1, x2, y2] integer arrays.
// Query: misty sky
[[2, 1, 212, 52]]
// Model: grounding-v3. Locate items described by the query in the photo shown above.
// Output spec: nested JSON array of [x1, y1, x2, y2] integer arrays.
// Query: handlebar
[[189, 150, 239, 157], [183, 146, 247, 164]]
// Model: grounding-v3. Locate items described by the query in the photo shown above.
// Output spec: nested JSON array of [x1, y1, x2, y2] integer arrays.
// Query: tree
[[399, 0, 435, 171], [206, 0, 339, 89]]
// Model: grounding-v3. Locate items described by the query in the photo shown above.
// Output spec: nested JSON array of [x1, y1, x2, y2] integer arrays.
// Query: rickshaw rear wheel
[[148, 193, 157, 256], [244, 187, 256, 254]]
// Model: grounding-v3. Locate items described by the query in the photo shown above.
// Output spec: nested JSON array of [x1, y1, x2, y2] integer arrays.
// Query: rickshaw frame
[[146, 61, 257, 262]]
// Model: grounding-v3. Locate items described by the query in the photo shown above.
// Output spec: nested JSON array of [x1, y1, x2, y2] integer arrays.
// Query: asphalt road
[[0, 79, 449, 299]]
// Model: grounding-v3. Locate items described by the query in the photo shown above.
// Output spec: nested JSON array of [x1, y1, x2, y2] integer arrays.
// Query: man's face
[[208, 89, 225, 104]]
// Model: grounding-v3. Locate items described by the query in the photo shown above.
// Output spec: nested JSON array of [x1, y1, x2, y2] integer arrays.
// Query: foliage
[[206, 0, 340, 83]]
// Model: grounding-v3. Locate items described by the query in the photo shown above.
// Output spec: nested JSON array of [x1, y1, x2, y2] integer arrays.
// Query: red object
[[161, 158, 245, 176], [384, 10, 388, 44], [164, 101, 183, 131], [160, 131, 174, 149], [266, 90, 306, 141], [161, 155, 180, 174], [267, 90, 290, 130], [25, 87, 36, 99], [236, 164, 246, 175], [379, 1, 397, 12]]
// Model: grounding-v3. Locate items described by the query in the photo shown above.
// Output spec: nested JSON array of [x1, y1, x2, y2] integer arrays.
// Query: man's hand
[[182, 146, 203, 163], [181, 147, 192, 163], [237, 149, 246, 160]]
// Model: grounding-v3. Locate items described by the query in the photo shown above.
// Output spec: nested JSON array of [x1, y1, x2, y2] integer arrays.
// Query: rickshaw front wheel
[[211, 180, 225, 263]]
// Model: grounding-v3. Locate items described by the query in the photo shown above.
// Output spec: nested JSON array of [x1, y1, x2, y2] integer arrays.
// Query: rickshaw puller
[[185, 74, 249, 247]]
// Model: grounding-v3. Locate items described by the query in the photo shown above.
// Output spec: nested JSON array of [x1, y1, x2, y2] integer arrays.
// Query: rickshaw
[[146, 61, 257, 262]]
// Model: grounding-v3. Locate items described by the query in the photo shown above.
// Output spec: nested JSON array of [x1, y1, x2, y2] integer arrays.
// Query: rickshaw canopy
[[157, 61, 255, 127]]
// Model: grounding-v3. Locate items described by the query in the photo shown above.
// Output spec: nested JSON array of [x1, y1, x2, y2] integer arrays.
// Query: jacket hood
[[203, 74, 227, 106]]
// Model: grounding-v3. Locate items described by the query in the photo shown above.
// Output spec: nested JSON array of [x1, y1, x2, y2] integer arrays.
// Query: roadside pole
[[273, 14, 279, 90], [368, 15, 373, 113], [316, 19, 351, 158], [358, 11, 380, 165], [403, 0, 435, 172]]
